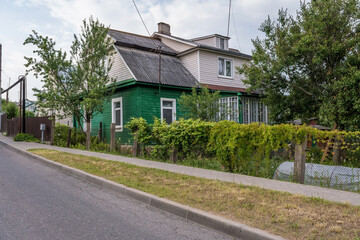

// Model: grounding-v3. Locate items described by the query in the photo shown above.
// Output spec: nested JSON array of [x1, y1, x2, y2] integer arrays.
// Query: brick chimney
[[158, 22, 171, 35]]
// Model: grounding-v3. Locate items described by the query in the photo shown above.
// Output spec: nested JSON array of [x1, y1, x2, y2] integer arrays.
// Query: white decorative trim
[[112, 97, 123, 132], [114, 45, 137, 81], [160, 98, 176, 123]]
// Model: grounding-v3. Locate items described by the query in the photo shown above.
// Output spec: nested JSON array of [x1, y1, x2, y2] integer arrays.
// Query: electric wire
[[231, 3, 241, 52], [132, 0, 151, 36]]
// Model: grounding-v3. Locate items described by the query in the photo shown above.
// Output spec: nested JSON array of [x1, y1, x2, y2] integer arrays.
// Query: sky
[[0, 0, 303, 102]]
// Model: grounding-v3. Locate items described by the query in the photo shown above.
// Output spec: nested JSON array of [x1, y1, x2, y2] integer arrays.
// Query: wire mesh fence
[[274, 161, 360, 192]]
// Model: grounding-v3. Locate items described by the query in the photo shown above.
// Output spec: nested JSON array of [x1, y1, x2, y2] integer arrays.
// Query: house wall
[[199, 50, 247, 89], [90, 84, 191, 144], [193, 37, 216, 47], [179, 50, 199, 81], [110, 48, 134, 82], [158, 37, 193, 52]]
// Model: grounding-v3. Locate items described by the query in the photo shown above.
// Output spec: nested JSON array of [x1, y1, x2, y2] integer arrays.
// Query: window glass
[[218, 58, 232, 77], [220, 38, 225, 49], [114, 102, 120, 109], [163, 109, 173, 124], [162, 101, 173, 107], [115, 109, 121, 125], [218, 58, 224, 75], [226, 60, 232, 76], [241, 97, 268, 124]]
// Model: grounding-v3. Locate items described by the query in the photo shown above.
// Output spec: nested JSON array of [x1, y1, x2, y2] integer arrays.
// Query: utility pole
[[0, 44, 2, 112], [227, 0, 231, 37], [22, 76, 25, 133]]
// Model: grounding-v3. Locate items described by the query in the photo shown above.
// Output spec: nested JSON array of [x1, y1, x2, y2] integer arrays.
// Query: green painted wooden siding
[[90, 84, 191, 144], [88, 83, 240, 144]]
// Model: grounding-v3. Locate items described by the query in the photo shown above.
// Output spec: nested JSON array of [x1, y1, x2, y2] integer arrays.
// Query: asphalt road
[[0, 145, 232, 240]]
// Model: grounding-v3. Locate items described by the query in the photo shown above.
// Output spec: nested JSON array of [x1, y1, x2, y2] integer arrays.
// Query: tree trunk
[[86, 121, 91, 149]]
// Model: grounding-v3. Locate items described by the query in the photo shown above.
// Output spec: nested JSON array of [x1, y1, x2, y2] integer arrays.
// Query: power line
[[231, 3, 241, 52], [132, 0, 151, 36]]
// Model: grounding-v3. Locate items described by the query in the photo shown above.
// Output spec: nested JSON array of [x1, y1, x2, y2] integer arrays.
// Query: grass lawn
[[29, 148, 360, 240]]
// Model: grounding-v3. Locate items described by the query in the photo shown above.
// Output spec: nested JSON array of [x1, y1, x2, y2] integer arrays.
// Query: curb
[[0, 140, 286, 240]]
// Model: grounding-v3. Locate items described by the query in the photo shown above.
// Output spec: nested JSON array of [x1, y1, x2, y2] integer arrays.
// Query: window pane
[[220, 38, 224, 49], [162, 101, 173, 107], [226, 60, 232, 76], [218, 58, 224, 75], [163, 109, 173, 124], [114, 102, 120, 109], [115, 109, 121, 125]]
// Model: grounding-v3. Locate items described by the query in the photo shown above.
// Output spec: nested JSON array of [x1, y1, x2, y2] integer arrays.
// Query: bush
[[14, 133, 40, 142], [54, 123, 86, 147], [152, 118, 215, 160], [5, 102, 19, 119]]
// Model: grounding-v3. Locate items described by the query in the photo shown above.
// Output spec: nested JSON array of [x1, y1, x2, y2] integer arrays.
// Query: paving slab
[[0, 134, 359, 206]]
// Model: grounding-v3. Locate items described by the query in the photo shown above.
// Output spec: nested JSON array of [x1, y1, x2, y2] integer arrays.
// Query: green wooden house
[[82, 23, 268, 143]]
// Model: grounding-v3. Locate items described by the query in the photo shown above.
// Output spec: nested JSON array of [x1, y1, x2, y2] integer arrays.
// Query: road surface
[[0, 145, 231, 240]]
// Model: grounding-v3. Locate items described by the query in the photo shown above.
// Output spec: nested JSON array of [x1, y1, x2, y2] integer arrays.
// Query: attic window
[[220, 38, 225, 49]]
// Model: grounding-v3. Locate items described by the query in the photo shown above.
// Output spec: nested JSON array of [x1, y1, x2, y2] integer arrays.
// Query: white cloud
[[2, 0, 305, 101]]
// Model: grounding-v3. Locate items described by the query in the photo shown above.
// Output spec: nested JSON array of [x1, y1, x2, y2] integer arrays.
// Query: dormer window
[[220, 38, 225, 49]]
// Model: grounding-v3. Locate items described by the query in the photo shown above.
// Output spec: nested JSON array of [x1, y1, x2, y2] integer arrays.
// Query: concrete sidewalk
[[1, 134, 359, 206]]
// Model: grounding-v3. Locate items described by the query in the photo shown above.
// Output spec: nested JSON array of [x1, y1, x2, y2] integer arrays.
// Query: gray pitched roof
[[154, 33, 252, 59], [108, 29, 176, 56], [115, 46, 199, 88]]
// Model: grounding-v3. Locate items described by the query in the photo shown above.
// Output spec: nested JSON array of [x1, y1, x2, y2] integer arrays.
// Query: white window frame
[[218, 96, 239, 123], [112, 97, 123, 132], [241, 96, 268, 124], [218, 57, 233, 79], [161, 98, 176, 124]]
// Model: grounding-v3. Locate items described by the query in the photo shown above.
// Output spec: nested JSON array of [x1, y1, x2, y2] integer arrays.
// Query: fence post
[[50, 117, 55, 145], [67, 128, 72, 148], [294, 139, 307, 184], [110, 123, 115, 151], [98, 122, 102, 142], [170, 147, 178, 163], [133, 133, 140, 157]]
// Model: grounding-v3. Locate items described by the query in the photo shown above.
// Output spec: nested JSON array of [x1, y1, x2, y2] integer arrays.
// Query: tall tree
[[238, 0, 360, 130], [24, 16, 115, 148]]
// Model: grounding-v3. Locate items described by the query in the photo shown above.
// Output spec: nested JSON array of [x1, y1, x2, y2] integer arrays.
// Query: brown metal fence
[[1, 114, 52, 141]]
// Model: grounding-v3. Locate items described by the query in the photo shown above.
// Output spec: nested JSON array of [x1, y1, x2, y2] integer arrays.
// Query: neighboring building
[[79, 22, 268, 143]]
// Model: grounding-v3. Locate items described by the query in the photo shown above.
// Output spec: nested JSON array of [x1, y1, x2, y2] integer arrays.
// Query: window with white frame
[[218, 57, 233, 77], [218, 96, 239, 122], [112, 97, 123, 131], [161, 98, 176, 124], [241, 96, 268, 124]]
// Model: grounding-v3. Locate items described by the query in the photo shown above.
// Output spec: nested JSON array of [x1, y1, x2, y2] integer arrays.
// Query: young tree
[[238, 0, 360, 130], [179, 87, 224, 121], [24, 16, 115, 148]]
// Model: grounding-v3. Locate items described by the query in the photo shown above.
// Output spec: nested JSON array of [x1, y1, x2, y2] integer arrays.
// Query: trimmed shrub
[[14, 133, 40, 142]]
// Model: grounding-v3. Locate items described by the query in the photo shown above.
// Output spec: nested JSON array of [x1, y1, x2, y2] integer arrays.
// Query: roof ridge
[[108, 28, 157, 40]]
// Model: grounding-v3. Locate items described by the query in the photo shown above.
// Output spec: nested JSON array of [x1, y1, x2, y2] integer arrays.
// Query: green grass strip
[[29, 149, 360, 240]]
